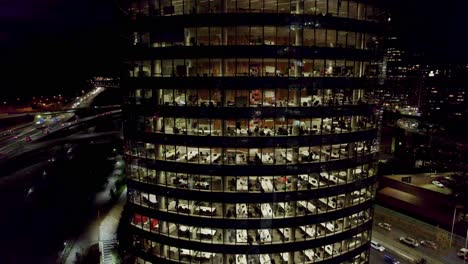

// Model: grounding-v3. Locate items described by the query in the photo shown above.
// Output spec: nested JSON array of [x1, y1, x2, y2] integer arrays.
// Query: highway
[[370, 206, 465, 264], [0, 87, 104, 156], [370, 244, 413, 264]]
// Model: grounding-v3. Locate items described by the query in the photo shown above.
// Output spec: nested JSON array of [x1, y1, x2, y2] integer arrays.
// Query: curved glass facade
[[123, 0, 384, 263]]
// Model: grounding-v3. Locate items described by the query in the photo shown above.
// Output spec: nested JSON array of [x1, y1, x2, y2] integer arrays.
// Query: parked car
[[399, 237, 419, 247], [431, 180, 444, 188], [457, 248, 468, 257], [420, 240, 437, 250], [378, 222, 392, 231], [371, 240, 385, 252], [383, 255, 400, 264]]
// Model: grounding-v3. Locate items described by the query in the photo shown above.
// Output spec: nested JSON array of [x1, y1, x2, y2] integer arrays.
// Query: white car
[[457, 248, 468, 257], [371, 240, 385, 252], [378, 222, 392, 231], [431, 181, 444, 188]]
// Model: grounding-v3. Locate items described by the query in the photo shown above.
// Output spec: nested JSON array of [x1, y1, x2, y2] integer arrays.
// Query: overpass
[[0, 110, 122, 177], [0, 105, 121, 117]]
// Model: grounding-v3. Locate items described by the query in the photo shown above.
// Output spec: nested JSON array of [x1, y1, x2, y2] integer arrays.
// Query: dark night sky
[[0, 0, 467, 98], [0, 0, 123, 99]]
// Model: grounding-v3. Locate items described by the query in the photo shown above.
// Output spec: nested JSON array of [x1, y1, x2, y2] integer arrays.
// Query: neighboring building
[[122, 0, 385, 263], [406, 63, 468, 122], [370, 35, 410, 109]]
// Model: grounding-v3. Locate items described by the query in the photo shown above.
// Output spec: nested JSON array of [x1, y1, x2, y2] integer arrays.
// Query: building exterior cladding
[[122, 0, 385, 263]]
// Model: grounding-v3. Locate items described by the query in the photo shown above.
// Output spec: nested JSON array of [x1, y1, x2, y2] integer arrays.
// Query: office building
[[123, 0, 385, 263]]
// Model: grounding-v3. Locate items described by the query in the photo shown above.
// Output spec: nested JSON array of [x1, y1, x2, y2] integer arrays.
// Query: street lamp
[[450, 207, 457, 247], [450, 205, 464, 248]]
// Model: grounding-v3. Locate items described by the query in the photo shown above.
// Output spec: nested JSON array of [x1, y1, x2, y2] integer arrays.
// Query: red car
[[25, 136, 31, 142]]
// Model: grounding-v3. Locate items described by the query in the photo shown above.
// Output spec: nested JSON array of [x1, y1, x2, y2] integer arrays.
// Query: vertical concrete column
[[357, 2, 365, 20], [295, 0, 303, 14], [295, 27, 303, 46], [221, 0, 227, 12]]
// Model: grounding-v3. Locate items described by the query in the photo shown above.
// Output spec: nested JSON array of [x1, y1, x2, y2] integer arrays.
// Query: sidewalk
[[62, 155, 126, 264]]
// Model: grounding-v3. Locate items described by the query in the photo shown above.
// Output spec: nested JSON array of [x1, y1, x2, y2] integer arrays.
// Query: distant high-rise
[[122, 0, 384, 263]]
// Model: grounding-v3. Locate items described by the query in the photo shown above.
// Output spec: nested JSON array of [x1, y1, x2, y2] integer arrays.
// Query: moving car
[[371, 240, 385, 252], [378, 222, 392, 231], [420, 240, 438, 250], [383, 255, 400, 264], [399, 237, 419, 247], [431, 180, 444, 188]]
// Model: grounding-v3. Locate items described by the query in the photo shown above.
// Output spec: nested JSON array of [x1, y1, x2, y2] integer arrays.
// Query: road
[[0, 87, 104, 155], [371, 206, 465, 264], [370, 245, 413, 264]]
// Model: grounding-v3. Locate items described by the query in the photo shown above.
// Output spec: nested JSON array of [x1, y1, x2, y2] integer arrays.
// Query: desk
[[299, 225, 316, 238], [304, 249, 315, 260], [298, 201, 316, 213], [236, 204, 248, 217], [142, 193, 157, 204], [236, 229, 248, 242], [176, 154, 187, 162], [280, 151, 293, 162], [278, 227, 290, 239], [300, 174, 319, 187], [236, 128, 248, 135], [236, 154, 246, 163], [310, 152, 320, 160], [263, 128, 274, 136], [260, 203, 273, 217], [236, 177, 248, 191], [180, 249, 196, 257], [280, 253, 288, 262], [179, 225, 194, 233], [187, 151, 198, 161], [321, 150, 338, 159], [335, 127, 347, 133], [320, 222, 335, 232], [278, 202, 291, 212], [329, 175, 345, 184], [258, 229, 271, 242], [197, 129, 212, 135], [259, 254, 271, 264], [166, 150, 176, 159], [196, 206, 217, 216], [257, 153, 274, 164], [198, 228, 216, 237], [260, 177, 274, 192], [236, 254, 247, 264], [307, 127, 318, 134], [320, 172, 329, 178], [197, 252, 215, 259], [195, 181, 210, 189], [324, 245, 336, 256], [177, 203, 191, 213], [205, 153, 221, 163], [319, 198, 336, 209]]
